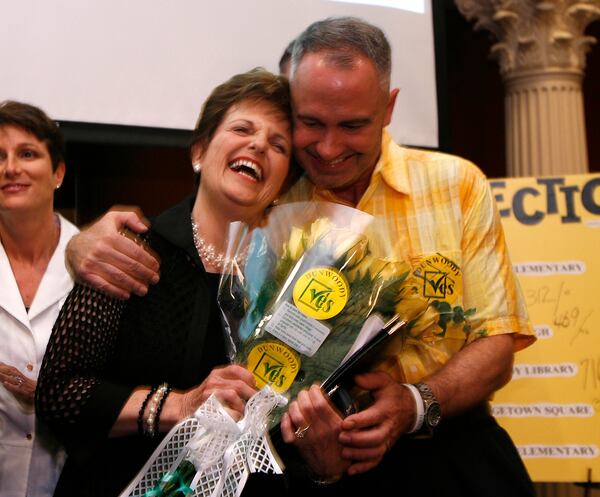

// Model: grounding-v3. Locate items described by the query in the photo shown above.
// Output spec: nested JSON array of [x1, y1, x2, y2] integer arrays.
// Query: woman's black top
[[36, 197, 229, 496]]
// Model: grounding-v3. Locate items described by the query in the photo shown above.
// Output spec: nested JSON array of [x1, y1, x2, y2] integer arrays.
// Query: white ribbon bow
[[121, 386, 287, 497]]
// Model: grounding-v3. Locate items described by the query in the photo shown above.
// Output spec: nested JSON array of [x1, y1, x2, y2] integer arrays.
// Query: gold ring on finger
[[294, 425, 310, 439]]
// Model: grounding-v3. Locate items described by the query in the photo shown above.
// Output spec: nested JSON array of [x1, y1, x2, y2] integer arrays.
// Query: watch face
[[427, 402, 442, 427]]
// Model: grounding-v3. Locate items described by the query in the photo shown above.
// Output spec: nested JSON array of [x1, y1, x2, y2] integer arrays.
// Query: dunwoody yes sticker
[[416, 253, 462, 304], [292, 267, 349, 320], [247, 341, 300, 393]]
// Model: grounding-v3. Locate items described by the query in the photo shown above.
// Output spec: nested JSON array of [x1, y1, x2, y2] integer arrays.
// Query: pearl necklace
[[191, 216, 239, 271]]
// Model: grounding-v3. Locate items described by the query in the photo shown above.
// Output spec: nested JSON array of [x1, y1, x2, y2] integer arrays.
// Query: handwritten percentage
[[554, 307, 580, 329], [569, 309, 594, 346]]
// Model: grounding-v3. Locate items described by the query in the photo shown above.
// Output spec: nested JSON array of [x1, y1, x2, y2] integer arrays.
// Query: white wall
[[1, 0, 437, 147]]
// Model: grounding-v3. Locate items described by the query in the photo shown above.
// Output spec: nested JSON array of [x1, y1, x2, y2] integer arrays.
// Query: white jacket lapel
[[0, 240, 30, 329], [28, 215, 78, 321]]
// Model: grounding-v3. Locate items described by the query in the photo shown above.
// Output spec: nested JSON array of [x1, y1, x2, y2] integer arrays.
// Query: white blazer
[[0, 214, 79, 497]]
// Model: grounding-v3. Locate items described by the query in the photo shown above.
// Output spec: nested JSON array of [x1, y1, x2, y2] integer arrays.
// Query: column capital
[[455, 0, 600, 79]]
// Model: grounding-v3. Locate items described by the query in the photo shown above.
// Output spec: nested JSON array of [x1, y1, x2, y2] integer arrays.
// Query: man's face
[[290, 52, 398, 201]]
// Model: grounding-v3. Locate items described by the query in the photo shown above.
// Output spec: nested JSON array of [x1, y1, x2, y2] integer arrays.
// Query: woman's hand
[[0, 362, 36, 405], [177, 364, 257, 420], [120, 365, 257, 437], [281, 384, 350, 481]]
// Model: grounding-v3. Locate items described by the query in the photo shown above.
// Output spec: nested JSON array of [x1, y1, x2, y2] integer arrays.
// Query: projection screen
[[0, 0, 437, 147]]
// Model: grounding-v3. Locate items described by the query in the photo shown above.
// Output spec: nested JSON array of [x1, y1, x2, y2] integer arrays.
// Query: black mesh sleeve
[[36, 284, 133, 450]]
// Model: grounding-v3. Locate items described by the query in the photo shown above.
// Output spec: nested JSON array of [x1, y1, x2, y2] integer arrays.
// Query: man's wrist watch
[[414, 382, 442, 434]]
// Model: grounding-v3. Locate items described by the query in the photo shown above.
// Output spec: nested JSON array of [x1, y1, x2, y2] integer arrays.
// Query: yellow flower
[[444, 322, 469, 340], [285, 226, 306, 261], [337, 235, 369, 270], [419, 341, 450, 366], [420, 323, 444, 343], [374, 259, 411, 281], [395, 342, 428, 383], [307, 218, 332, 246], [395, 286, 429, 321], [408, 305, 439, 337]]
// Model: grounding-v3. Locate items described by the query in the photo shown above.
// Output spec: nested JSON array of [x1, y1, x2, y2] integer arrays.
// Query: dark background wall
[[55, 126, 193, 224], [55, 2, 600, 225]]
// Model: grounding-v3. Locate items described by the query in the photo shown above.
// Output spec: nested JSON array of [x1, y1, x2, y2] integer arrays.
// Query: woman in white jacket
[[0, 101, 79, 497]]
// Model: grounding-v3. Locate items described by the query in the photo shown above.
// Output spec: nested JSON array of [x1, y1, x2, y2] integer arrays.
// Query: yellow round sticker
[[292, 266, 349, 320], [416, 253, 462, 304], [246, 341, 300, 393]]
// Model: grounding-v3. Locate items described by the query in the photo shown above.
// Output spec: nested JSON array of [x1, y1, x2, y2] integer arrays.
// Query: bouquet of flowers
[[220, 200, 475, 432], [219, 202, 421, 425], [120, 202, 470, 497]]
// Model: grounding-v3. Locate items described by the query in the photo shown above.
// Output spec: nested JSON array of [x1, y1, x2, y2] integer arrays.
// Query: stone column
[[454, 0, 600, 176]]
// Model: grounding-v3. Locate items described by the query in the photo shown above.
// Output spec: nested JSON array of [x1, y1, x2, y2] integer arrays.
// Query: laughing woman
[[0, 101, 79, 497], [35, 69, 293, 497]]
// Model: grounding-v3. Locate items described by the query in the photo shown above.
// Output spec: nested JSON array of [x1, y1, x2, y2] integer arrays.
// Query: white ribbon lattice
[[120, 386, 287, 497]]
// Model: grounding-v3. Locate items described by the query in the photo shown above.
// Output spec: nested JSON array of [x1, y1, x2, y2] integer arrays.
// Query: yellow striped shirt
[[282, 131, 535, 383]]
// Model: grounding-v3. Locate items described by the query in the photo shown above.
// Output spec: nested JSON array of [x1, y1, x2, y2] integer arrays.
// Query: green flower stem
[[144, 460, 196, 497]]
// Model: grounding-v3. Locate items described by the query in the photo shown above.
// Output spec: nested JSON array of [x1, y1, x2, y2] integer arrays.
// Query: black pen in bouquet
[[120, 202, 461, 497]]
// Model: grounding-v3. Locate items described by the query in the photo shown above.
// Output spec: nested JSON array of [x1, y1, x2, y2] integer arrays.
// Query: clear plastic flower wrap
[[218, 201, 434, 426]]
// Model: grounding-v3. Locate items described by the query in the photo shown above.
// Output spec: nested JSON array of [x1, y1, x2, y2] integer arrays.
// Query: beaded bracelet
[[138, 386, 157, 436], [154, 384, 171, 435], [144, 383, 170, 438]]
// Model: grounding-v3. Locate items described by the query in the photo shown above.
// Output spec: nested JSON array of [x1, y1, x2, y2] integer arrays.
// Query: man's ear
[[383, 88, 400, 127]]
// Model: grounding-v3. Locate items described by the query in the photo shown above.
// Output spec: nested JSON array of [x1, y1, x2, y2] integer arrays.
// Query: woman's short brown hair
[[0, 100, 65, 171], [190, 68, 291, 152]]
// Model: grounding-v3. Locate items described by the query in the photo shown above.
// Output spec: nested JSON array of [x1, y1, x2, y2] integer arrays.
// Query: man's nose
[[315, 130, 344, 161]]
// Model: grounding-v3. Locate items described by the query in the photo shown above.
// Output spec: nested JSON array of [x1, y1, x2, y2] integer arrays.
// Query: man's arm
[[67, 208, 160, 299], [338, 333, 514, 475]]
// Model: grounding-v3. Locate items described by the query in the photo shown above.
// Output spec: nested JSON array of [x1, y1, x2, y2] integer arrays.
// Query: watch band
[[414, 382, 442, 432], [402, 383, 424, 433]]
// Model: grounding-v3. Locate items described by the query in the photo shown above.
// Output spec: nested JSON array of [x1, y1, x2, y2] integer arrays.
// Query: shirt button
[[26, 363, 33, 371], [26, 433, 33, 440]]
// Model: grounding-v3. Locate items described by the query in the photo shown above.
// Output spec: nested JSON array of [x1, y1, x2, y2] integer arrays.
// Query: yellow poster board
[[490, 173, 600, 482]]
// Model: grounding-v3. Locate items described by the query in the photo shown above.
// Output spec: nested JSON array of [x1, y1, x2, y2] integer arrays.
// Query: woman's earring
[[192, 163, 202, 174], [55, 183, 61, 190]]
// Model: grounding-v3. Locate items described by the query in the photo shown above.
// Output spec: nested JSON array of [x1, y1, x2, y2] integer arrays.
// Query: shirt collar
[[376, 130, 411, 196]]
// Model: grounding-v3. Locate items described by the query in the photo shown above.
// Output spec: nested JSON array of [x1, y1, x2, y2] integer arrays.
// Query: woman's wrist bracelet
[[154, 384, 171, 434], [138, 386, 157, 436], [144, 383, 170, 438]]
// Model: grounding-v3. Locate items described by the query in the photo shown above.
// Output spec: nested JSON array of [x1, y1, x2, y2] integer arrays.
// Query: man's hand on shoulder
[[67, 207, 160, 299]]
